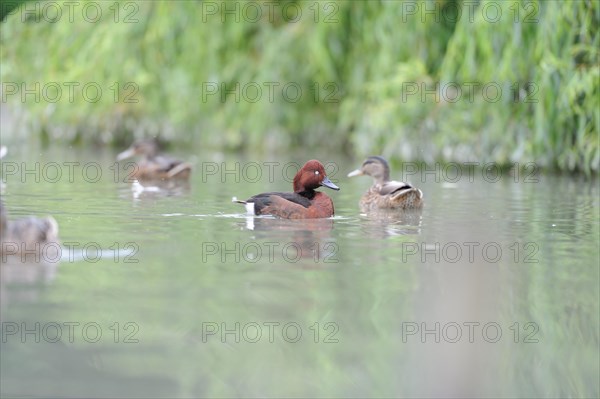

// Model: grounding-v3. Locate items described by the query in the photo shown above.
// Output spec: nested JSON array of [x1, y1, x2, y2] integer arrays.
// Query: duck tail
[[166, 162, 192, 178], [232, 197, 255, 215]]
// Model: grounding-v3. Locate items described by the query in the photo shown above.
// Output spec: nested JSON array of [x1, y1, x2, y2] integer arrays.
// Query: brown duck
[[1, 148, 59, 256], [348, 156, 423, 211], [0, 202, 59, 254], [117, 138, 191, 180]]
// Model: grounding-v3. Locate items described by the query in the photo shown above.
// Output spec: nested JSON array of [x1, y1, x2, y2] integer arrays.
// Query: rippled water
[[1, 145, 598, 398]]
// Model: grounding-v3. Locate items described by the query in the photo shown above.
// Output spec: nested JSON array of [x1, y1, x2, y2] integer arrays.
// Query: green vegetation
[[1, 0, 598, 173]]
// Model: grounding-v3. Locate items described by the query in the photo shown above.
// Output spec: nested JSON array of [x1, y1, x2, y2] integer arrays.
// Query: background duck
[[348, 156, 423, 211], [234, 160, 339, 219], [116, 138, 192, 180]]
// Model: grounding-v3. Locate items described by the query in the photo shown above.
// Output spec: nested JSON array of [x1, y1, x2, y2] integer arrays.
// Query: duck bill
[[116, 148, 136, 161], [347, 169, 363, 177], [321, 176, 340, 191]]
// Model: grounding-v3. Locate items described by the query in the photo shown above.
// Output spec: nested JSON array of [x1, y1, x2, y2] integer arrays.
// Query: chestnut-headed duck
[[234, 160, 339, 219], [117, 138, 191, 180], [348, 156, 423, 211]]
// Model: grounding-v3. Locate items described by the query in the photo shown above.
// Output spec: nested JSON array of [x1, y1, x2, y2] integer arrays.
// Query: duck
[[234, 160, 339, 219], [0, 146, 6, 191], [0, 202, 59, 255], [116, 138, 191, 180], [348, 156, 423, 211], [1, 150, 60, 259]]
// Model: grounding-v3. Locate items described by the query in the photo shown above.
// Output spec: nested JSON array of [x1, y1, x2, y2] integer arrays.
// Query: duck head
[[293, 160, 340, 193], [117, 139, 160, 161], [348, 156, 391, 184]]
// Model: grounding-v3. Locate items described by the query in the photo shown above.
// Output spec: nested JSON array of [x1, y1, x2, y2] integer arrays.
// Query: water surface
[[1, 145, 598, 398]]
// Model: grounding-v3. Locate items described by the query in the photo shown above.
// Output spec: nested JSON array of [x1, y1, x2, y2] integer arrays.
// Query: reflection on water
[[116, 179, 191, 200], [236, 217, 336, 265], [0, 146, 598, 398], [357, 208, 423, 237], [1, 258, 58, 314]]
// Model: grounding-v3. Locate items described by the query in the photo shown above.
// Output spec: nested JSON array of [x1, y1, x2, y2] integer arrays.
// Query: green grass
[[1, 0, 598, 173]]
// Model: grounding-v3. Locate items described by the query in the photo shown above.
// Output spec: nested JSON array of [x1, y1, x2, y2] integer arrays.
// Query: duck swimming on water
[[348, 156, 423, 211], [234, 160, 339, 219], [1, 147, 59, 260], [117, 138, 192, 180], [0, 202, 59, 255]]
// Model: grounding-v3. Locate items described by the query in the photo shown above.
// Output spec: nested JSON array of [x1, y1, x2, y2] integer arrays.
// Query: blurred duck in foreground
[[0, 146, 6, 191], [117, 138, 192, 180], [1, 147, 59, 254], [0, 202, 59, 255], [348, 156, 423, 211]]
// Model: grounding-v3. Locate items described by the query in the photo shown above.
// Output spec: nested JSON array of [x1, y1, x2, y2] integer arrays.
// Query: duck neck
[[373, 176, 386, 185], [296, 189, 316, 200], [380, 164, 391, 182], [292, 174, 303, 193]]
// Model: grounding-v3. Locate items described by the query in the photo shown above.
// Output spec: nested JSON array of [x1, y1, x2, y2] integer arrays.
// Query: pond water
[[1, 144, 598, 398]]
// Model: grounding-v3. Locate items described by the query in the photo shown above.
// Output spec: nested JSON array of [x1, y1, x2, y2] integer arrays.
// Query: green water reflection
[[1, 146, 598, 398]]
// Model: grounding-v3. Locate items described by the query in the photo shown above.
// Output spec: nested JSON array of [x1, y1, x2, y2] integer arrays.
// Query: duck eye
[[314, 170, 319, 175]]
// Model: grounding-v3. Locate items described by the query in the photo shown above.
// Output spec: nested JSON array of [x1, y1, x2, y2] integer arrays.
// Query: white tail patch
[[232, 197, 255, 215], [244, 202, 255, 215]]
